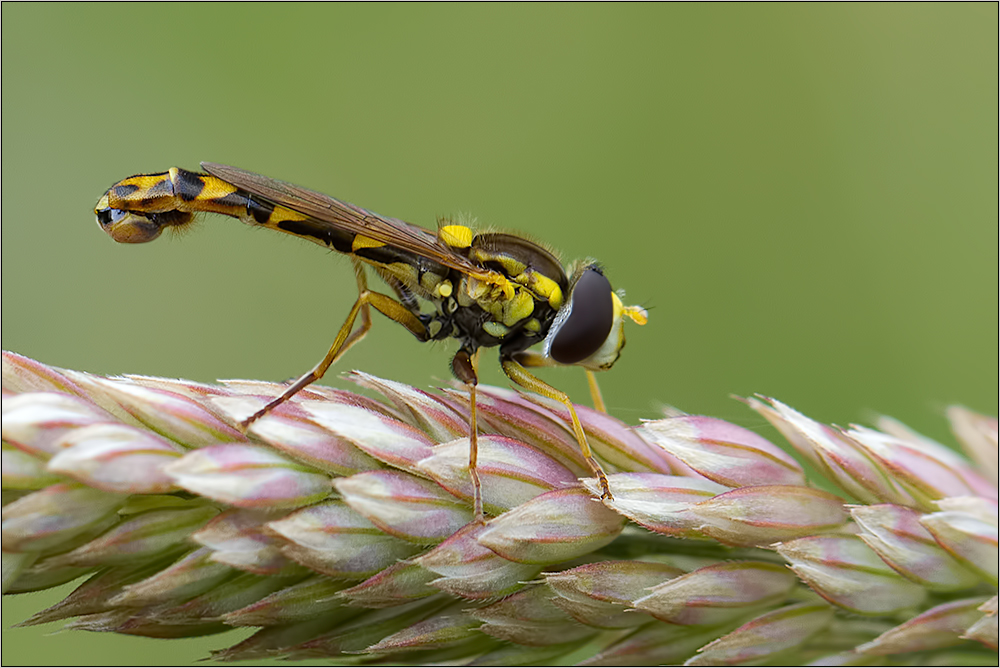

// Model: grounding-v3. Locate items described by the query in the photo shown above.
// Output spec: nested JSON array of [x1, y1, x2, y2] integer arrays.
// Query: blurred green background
[[2, 4, 996, 665]]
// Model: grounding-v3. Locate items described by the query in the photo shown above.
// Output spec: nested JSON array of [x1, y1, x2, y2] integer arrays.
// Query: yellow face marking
[[439, 225, 473, 248], [353, 234, 386, 251]]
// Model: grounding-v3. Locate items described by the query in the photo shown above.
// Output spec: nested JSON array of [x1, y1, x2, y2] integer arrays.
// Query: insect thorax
[[366, 233, 569, 357]]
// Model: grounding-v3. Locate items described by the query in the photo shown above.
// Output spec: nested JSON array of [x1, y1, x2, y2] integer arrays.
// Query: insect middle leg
[[451, 349, 484, 523], [241, 261, 427, 428], [511, 350, 609, 414]]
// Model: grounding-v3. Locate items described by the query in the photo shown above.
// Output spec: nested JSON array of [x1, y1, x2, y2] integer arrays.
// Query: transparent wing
[[202, 162, 494, 279]]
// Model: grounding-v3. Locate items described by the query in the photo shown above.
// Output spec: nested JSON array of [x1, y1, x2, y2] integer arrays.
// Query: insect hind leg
[[240, 261, 426, 428]]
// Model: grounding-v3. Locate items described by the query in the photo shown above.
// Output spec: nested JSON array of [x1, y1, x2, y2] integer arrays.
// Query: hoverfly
[[95, 163, 647, 521]]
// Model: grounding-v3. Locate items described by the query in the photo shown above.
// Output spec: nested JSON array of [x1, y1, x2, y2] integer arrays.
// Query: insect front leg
[[585, 370, 607, 414], [500, 357, 612, 500], [512, 350, 609, 414]]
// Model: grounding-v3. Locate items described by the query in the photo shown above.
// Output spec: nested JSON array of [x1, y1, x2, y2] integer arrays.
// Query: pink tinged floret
[[962, 595, 998, 650], [43, 503, 220, 569], [1, 483, 124, 552], [746, 397, 917, 506], [477, 385, 678, 474], [296, 383, 404, 418], [192, 508, 298, 575], [219, 379, 333, 403], [776, 534, 928, 614], [579, 623, 723, 667], [5, 562, 97, 596], [845, 424, 996, 504], [339, 560, 439, 607], [107, 547, 235, 607], [571, 401, 682, 474], [166, 443, 332, 508], [350, 371, 468, 442], [640, 415, 805, 487], [303, 402, 435, 472], [851, 504, 981, 590], [585, 472, 728, 537], [16, 558, 183, 627], [123, 374, 238, 401], [223, 575, 354, 627], [688, 484, 848, 547], [442, 386, 586, 474], [2, 392, 114, 458], [470, 643, 583, 667], [415, 523, 542, 600], [2, 351, 95, 400], [47, 423, 183, 494], [472, 583, 596, 646], [919, 499, 999, 585], [296, 597, 457, 657], [361, 602, 481, 653], [85, 377, 245, 448], [153, 570, 305, 626], [477, 486, 626, 564], [239, 408, 384, 476], [266, 500, 420, 578], [631, 561, 798, 626], [857, 596, 993, 655], [686, 602, 835, 666], [334, 470, 473, 543], [415, 434, 579, 513], [946, 406, 999, 487], [545, 560, 685, 629], [2, 444, 61, 490], [62, 608, 229, 638], [2, 553, 46, 594], [877, 413, 998, 500]]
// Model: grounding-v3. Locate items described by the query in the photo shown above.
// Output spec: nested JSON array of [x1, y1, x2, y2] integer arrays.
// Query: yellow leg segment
[[585, 370, 607, 414], [468, 382, 482, 522], [452, 349, 484, 523], [501, 359, 612, 500], [241, 263, 426, 428]]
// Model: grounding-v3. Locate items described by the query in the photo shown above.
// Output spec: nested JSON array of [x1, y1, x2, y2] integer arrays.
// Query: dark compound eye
[[549, 267, 614, 364]]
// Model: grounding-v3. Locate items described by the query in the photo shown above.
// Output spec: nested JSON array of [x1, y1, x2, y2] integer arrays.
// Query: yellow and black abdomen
[[95, 168, 456, 289], [96, 167, 357, 252]]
